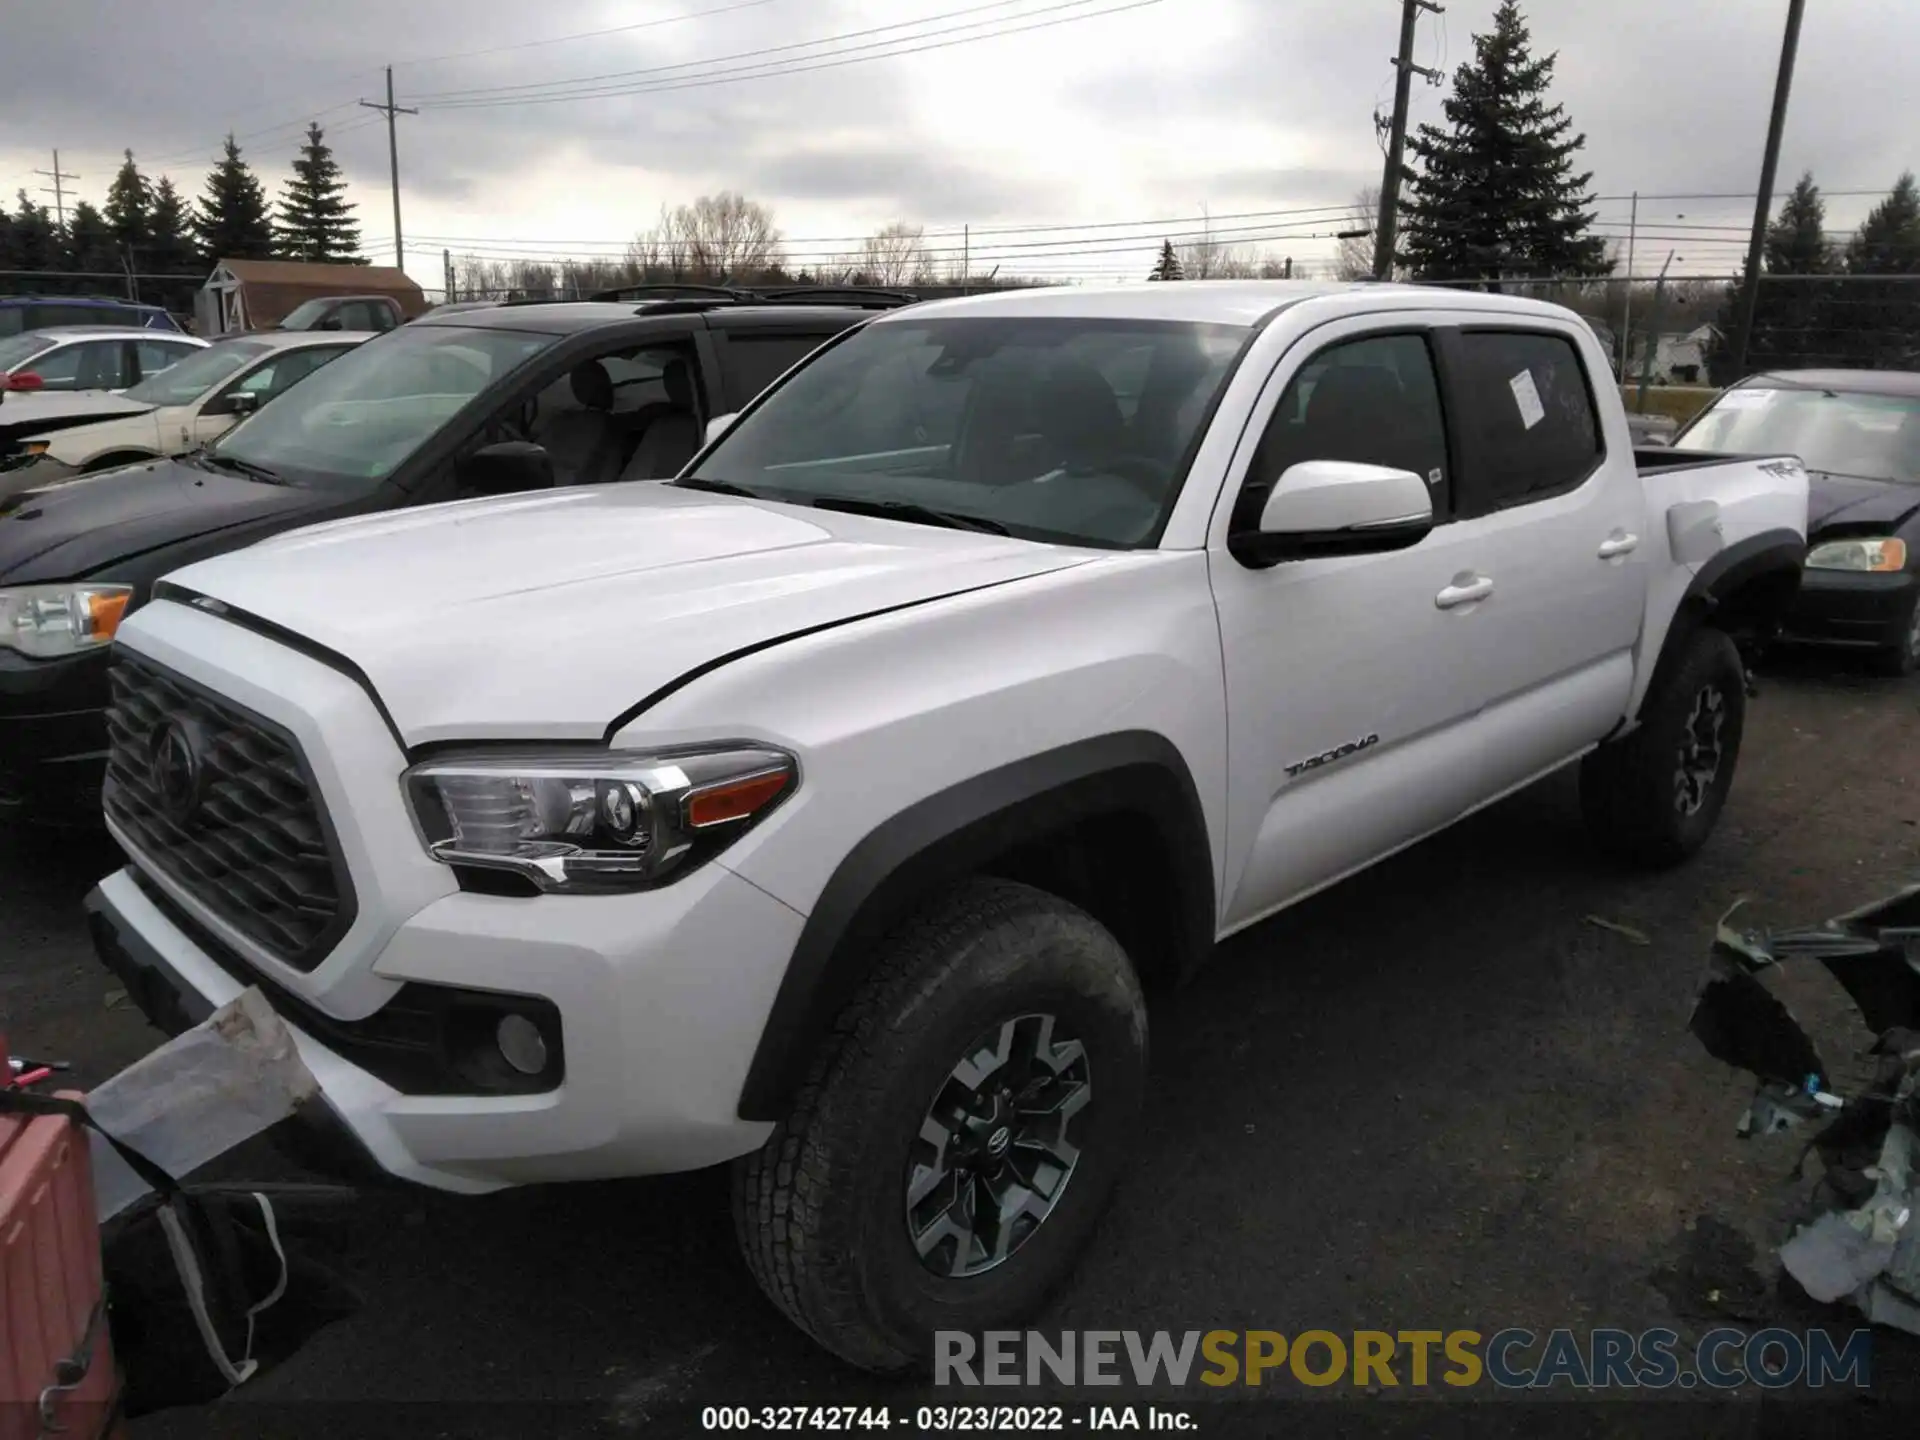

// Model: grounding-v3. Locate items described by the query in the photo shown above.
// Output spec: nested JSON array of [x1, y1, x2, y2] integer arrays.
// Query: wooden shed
[[196, 259, 427, 335]]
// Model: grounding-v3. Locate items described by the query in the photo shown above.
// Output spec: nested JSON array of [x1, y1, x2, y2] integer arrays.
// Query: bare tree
[[633, 191, 786, 282], [1335, 187, 1380, 281], [851, 221, 936, 285]]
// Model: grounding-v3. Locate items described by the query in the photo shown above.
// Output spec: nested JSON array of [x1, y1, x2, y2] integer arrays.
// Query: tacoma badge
[[1284, 733, 1380, 778]]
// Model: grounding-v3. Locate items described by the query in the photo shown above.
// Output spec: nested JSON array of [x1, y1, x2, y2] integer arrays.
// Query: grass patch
[[1620, 385, 1718, 426]]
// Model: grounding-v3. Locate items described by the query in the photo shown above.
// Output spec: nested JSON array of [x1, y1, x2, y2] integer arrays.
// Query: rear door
[[708, 313, 857, 412], [1436, 320, 1647, 794]]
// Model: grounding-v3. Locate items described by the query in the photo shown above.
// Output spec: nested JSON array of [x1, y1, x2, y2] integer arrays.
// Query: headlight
[[0, 584, 133, 658], [403, 744, 797, 893], [1806, 537, 1908, 573]]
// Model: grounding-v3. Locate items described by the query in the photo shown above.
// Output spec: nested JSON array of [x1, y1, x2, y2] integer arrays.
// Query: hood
[[0, 456, 321, 583], [1806, 472, 1920, 535], [159, 482, 1094, 745], [0, 390, 152, 441]]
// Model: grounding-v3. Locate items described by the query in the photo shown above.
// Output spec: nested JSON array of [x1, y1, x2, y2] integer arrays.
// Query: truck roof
[[885, 280, 1588, 328], [415, 300, 902, 336]]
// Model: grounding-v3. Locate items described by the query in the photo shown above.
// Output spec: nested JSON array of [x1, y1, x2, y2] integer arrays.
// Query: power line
[[392, 0, 793, 72], [416, 0, 1164, 110]]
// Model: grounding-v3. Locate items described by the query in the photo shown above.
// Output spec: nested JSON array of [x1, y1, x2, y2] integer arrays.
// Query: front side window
[[687, 316, 1249, 548], [0, 332, 54, 370], [124, 340, 264, 405], [134, 338, 198, 381], [1453, 330, 1603, 512], [1675, 387, 1920, 485], [24, 340, 126, 390], [213, 324, 556, 487], [1235, 332, 1450, 532]]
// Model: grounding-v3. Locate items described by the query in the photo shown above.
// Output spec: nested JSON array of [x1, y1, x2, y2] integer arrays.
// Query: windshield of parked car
[[210, 324, 556, 487], [0, 332, 54, 370], [683, 315, 1249, 548], [1675, 386, 1920, 485], [122, 340, 267, 406]]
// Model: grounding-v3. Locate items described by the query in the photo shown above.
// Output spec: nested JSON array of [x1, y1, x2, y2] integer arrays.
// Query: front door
[[1209, 317, 1496, 933]]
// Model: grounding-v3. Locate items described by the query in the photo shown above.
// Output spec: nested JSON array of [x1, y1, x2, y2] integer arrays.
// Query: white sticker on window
[[1509, 369, 1546, 430], [1713, 388, 1777, 411]]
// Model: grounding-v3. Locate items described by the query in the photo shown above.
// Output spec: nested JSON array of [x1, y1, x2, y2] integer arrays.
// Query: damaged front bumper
[[1691, 885, 1920, 1332]]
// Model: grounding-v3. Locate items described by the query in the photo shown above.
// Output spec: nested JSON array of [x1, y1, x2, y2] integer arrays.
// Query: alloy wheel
[[1674, 683, 1727, 816], [905, 1013, 1092, 1278]]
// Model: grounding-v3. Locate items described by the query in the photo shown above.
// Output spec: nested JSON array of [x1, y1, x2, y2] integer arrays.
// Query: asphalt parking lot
[[8, 650, 1920, 1436]]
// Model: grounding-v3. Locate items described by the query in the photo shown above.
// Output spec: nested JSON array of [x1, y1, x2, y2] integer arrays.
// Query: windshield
[[0, 332, 53, 371], [212, 324, 556, 486], [123, 340, 266, 406], [686, 316, 1248, 548], [1676, 386, 1920, 485]]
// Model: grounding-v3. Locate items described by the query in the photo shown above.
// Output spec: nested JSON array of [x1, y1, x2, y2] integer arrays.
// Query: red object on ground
[[0, 1085, 124, 1439], [1, 372, 44, 392]]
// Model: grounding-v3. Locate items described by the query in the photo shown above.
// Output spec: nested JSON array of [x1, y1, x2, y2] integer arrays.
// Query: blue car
[[0, 296, 183, 337]]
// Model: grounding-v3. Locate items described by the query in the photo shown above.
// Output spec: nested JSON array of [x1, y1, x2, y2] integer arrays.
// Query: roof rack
[[588, 283, 755, 304], [750, 285, 919, 309]]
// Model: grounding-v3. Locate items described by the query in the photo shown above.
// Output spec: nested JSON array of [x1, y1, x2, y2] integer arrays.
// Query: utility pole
[[1729, 0, 1807, 376], [32, 150, 79, 230], [1373, 0, 1444, 280], [360, 67, 418, 270], [963, 224, 970, 291], [443, 248, 454, 304], [1619, 191, 1638, 375]]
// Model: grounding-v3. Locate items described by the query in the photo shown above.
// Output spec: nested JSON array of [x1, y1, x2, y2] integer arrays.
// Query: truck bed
[[1634, 446, 1760, 475]]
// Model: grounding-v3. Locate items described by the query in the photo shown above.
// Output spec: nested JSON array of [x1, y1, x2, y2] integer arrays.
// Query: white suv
[[85, 282, 1808, 1370]]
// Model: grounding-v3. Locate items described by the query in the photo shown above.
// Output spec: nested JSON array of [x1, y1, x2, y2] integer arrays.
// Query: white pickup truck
[[82, 282, 1808, 1371]]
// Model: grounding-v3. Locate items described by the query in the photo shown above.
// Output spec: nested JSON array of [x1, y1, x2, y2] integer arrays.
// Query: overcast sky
[[3, 0, 1915, 292]]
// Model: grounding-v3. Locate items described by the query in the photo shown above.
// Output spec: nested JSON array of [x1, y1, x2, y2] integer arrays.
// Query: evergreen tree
[[1742, 173, 1838, 373], [63, 201, 120, 284], [193, 134, 275, 264], [1842, 173, 1920, 368], [1397, 0, 1610, 284], [1148, 239, 1184, 282], [145, 177, 202, 314], [104, 149, 153, 259], [275, 123, 363, 264], [8, 193, 62, 292]]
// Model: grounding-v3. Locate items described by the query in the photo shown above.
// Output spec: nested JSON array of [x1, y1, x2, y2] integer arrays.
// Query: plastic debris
[[1585, 915, 1652, 945], [85, 988, 319, 1220], [1690, 886, 1920, 1334]]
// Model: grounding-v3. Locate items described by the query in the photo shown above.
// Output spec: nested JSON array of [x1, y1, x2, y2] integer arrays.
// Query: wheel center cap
[[985, 1125, 1012, 1159]]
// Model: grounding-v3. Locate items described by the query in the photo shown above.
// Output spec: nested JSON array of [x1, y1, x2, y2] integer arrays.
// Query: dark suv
[[0, 286, 912, 822], [0, 296, 183, 336]]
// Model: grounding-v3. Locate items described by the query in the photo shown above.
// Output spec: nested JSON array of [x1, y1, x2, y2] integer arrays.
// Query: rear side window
[[724, 333, 836, 409], [1236, 331, 1450, 532], [1452, 330, 1602, 512]]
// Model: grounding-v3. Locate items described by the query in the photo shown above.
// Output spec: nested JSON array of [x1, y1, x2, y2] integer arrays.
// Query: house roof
[[206, 259, 427, 328]]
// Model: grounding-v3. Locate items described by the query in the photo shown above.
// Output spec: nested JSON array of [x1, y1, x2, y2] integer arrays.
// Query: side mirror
[[458, 440, 555, 496], [1229, 459, 1434, 567], [211, 390, 261, 418], [705, 413, 739, 445]]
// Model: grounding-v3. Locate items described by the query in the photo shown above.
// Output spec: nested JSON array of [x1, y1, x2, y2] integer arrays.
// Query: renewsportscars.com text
[[935, 1327, 1873, 1391]]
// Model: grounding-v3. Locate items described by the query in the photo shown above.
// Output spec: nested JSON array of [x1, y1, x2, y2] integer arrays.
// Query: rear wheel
[[731, 877, 1148, 1373], [1581, 626, 1747, 868]]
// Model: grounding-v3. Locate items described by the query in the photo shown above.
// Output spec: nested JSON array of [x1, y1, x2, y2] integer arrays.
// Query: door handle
[[1598, 532, 1639, 559], [1435, 575, 1494, 610]]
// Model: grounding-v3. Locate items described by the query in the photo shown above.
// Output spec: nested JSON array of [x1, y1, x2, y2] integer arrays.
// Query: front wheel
[[731, 878, 1148, 1373], [1581, 626, 1747, 869]]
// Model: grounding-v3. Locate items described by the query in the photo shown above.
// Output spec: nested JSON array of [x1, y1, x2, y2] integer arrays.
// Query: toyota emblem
[[150, 718, 206, 823]]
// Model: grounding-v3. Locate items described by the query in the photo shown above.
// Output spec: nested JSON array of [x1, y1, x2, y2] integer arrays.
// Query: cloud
[[1, 0, 1914, 286]]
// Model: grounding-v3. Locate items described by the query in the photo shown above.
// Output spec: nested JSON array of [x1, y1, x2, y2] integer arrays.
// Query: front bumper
[[1780, 566, 1918, 650], [89, 849, 801, 1193], [0, 646, 111, 822]]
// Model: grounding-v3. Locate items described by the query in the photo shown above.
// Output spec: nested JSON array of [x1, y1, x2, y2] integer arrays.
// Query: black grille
[[103, 651, 355, 972]]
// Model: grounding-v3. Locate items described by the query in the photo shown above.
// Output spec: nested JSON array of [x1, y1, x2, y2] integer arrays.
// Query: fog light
[[496, 1014, 549, 1075]]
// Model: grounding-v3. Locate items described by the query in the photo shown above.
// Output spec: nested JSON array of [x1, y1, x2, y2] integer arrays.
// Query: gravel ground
[[6, 648, 1920, 1437]]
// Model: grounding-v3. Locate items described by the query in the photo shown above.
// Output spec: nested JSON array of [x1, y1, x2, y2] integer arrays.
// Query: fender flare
[[1632, 527, 1806, 726], [735, 730, 1215, 1121]]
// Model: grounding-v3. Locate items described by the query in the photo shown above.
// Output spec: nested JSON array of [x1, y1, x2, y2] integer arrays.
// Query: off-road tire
[[731, 877, 1148, 1373], [1581, 625, 1747, 869]]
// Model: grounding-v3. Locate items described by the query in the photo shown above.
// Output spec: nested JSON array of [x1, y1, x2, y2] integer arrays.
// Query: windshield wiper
[[670, 476, 762, 498], [198, 451, 289, 486], [804, 495, 1010, 535]]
